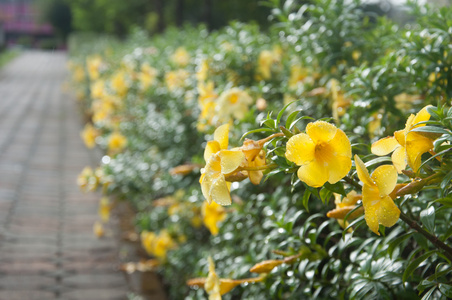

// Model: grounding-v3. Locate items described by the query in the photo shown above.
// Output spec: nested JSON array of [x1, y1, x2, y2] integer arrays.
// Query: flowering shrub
[[69, 1, 452, 299]]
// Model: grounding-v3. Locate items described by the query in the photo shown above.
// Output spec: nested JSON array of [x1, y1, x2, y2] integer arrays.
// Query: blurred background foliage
[[66, 0, 452, 299]]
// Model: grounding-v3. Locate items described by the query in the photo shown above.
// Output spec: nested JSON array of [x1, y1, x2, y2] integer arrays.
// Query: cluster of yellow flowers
[[201, 105, 436, 237], [200, 124, 276, 206], [141, 230, 177, 260]]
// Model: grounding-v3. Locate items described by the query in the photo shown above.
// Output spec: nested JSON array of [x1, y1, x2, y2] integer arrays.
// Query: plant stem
[[257, 132, 284, 146], [343, 175, 362, 191], [399, 212, 452, 262]]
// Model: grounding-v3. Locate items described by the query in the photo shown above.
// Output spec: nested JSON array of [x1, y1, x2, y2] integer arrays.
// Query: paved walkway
[[0, 51, 129, 300]]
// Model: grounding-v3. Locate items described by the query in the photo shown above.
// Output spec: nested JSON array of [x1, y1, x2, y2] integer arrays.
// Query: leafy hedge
[[70, 1, 452, 299]]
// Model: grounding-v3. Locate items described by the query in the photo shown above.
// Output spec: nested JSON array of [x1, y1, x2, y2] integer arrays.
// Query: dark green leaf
[[285, 110, 301, 130], [387, 232, 414, 258], [411, 126, 449, 135], [324, 181, 346, 196], [289, 116, 314, 130], [440, 170, 452, 191], [439, 284, 452, 298], [277, 100, 299, 126], [403, 250, 437, 282], [302, 189, 311, 212], [240, 127, 276, 140], [420, 206, 435, 233], [421, 286, 437, 300]]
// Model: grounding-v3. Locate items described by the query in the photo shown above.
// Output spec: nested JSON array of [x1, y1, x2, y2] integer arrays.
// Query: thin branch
[[399, 212, 452, 262]]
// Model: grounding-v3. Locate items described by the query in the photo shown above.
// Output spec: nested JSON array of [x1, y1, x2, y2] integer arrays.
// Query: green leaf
[[343, 216, 365, 239], [440, 170, 452, 191], [421, 286, 437, 300], [319, 187, 332, 204], [403, 250, 437, 282], [285, 110, 301, 130], [289, 116, 314, 130], [411, 126, 449, 135], [420, 206, 436, 233], [277, 100, 299, 126], [364, 156, 392, 167], [261, 118, 277, 129], [324, 181, 346, 196], [419, 147, 452, 171], [387, 232, 414, 259], [439, 284, 452, 298], [302, 189, 311, 212], [240, 127, 276, 140]]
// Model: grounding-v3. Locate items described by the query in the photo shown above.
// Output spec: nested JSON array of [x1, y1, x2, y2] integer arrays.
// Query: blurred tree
[[37, 0, 73, 41], [57, 0, 273, 36]]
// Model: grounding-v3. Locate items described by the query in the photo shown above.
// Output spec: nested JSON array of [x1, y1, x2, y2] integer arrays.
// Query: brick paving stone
[[0, 51, 134, 299], [0, 274, 56, 289], [62, 288, 128, 300], [0, 290, 57, 300]]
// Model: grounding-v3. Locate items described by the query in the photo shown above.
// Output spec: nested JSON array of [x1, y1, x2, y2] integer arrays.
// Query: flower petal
[[306, 121, 337, 144], [371, 136, 399, 156], [249, 170, 263, 185], [354, 155, 373, 186], [371, 165, 398, 197], [210, 175, 232, 205], [406, 132, 434, 172], [394, 129, 406, 147], [204, 140, 221, 162], [327, 155, 352, 184], [329, 128, 352, 158], [214, 123, 229, 150], [297, 159, 329, 188], [285, 133, 315, 165], [362, 184, 381, 235], [377, 195, 400, 228], [412, 105, 432, 128], [391, 146, 407, 173], [219, 150, 245, 174]]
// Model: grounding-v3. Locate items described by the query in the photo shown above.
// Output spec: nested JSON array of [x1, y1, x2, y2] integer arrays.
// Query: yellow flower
[[288, 65, 309, 89], [92, 97, 116, 125], [138, 63, 158, 91], [249, 259, 283, 274], [256, 48, 282, 80], [72, 64, 85, 83], [165, 69, 190, 91], [93, 221, 104, 238], [90, 80, 105, 100], [216, 88, 253, 123], [257, 50, 274, 80], [330, 79, 351, 121], [354, 155, 400, 235], [108, 131, 127, 152], [197, 59, 209, 82], [368, 111, 383, 139], [77, 166, 98, 192], [327, 191, 364, 231], [171, 47, 190, 67], [187, 257, 264, 298], [285, 121, 352, 187], [110, 71, 129, 98], [86, 55, 102, 80], [80, 123, 99, 149], [239, 139, 268, 185], [200, 124, 245, 205], [371, 106, 434, 173], [394, 93, 420, 112], [197, 81, 218, 131], [202, 201, 227, 235], [98, 196, 111, 223], [205, 256, 222, 300], [141, 230, 176, 260]]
